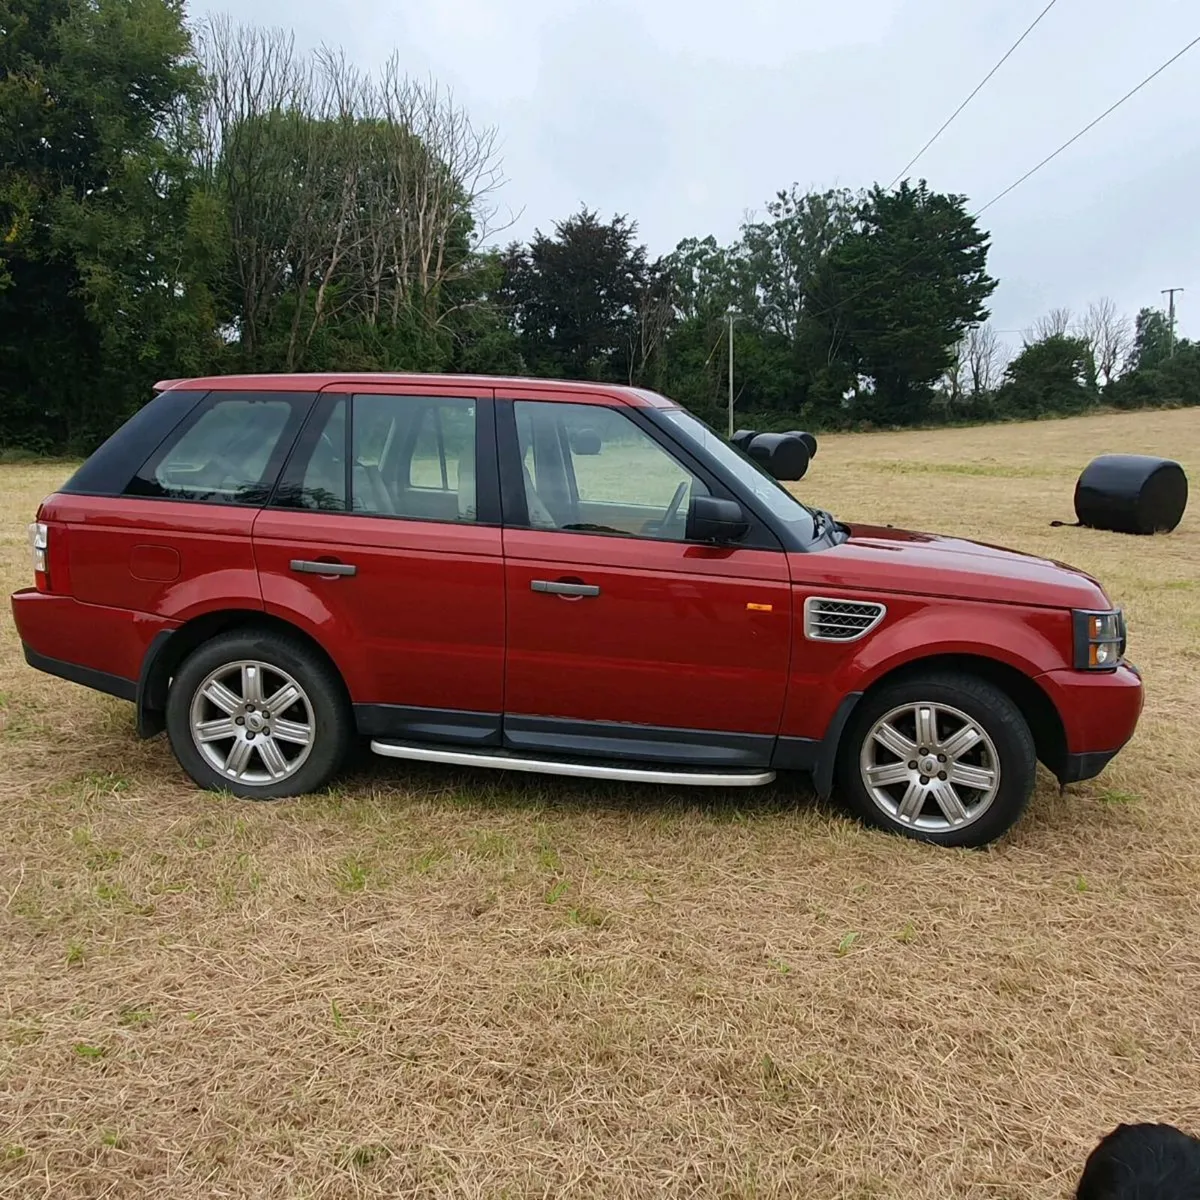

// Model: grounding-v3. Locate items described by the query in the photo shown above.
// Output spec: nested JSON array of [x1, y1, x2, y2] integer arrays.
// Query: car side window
[[513, 401, 708, 540], [354, 394, 477, 522], [272, 394, 478, 523], [127, 392, 309, 505]]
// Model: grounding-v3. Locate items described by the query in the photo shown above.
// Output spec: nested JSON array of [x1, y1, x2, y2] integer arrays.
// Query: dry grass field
[[2, 409, 1198, 1200]]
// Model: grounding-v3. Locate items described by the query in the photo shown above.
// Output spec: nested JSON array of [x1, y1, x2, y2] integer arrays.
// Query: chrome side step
[[369, 740, 776, 787]]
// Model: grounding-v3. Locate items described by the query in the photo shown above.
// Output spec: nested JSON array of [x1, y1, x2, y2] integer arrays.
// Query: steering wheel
[[662, 480, 690, 528]]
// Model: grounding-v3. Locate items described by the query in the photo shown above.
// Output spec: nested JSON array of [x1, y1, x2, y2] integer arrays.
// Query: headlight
[[1073, 609, 1126, 670]]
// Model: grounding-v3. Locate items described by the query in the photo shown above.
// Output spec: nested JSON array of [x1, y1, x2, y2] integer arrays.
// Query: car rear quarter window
[[125, 392, 315, 506]]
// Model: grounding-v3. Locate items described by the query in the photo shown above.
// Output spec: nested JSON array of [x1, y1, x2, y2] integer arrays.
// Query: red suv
[[11, 374, 1143, 846]]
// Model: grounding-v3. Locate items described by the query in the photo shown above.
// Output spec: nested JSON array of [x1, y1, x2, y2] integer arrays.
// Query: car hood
[[795, 523, 1111, 609]]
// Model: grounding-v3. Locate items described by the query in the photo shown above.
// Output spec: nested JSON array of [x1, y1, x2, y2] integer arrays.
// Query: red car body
[[12, 374, 1143, 834]]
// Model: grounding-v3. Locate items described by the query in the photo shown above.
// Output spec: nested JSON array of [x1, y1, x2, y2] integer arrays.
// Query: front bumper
[[1036, 661, 1144, 784]]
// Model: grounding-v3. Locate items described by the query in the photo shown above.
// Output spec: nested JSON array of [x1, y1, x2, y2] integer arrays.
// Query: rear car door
[[252, 385, 506, 745], [497, 392, 792, 767]]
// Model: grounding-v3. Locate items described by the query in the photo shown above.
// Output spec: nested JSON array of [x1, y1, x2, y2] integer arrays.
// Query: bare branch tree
[[1078, 297, 1133, 387], [966, 323, 1006, 395], [196, 18, 510, 367], [1025, 306, 1073, 343]]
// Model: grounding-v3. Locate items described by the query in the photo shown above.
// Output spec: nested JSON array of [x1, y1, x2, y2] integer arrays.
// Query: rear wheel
[[837, 672, 1037, 847], [166, 630, 352, 799]]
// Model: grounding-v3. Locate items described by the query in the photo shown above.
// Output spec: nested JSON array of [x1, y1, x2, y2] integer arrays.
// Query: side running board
[[369, 740, 775, 788]]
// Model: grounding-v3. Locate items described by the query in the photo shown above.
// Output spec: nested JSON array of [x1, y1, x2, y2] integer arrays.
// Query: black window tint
[[62, 389, 207, 497], [126, 393, 312, 505], [275, 399, 349, 512]]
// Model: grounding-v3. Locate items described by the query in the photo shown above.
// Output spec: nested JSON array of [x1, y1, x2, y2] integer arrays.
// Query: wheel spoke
[[948, 761, 996, 791], [930, 779, 969, 825], [223, 737, 254, 778], [241, 664, 265, 706], [873, 721, 917, 760], [257, 736, 289, 779], [271, 717, 312, 747], [939, 724, 982, 760], [866, 761, 912, 788], [202, 680, 241, 715], [195, 717, 237, 743], [896, 781, 926, 821], [263, 682, 301, 715], [914, 705, 938, 751]]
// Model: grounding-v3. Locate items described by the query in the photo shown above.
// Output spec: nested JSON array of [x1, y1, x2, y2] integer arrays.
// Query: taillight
[[28, 521, 48, 589]]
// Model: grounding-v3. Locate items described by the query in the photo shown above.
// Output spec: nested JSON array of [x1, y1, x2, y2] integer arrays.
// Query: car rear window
[[125, 392, 315, 506]]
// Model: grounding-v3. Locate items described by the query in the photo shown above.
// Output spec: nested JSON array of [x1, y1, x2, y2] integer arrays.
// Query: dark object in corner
[[746, 432, 811, 481], [1076, 1122, 1200, 1199], [1073, 454, 1188, 535]]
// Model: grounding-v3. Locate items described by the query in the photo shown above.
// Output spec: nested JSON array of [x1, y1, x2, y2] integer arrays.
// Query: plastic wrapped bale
[[785, 430, 818, 458], [747, 432, 811, 481], [1073, 454, 1188, 535], [731, 429, 758, 451]]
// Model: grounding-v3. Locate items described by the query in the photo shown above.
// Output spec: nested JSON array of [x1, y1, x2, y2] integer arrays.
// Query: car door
[[252, 384, 506, 746], [497, 391, 792, 768]]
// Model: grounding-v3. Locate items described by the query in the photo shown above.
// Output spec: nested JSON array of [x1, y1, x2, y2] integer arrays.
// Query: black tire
[[165, 629, 353, 800], [835, 672, 1037, 848]]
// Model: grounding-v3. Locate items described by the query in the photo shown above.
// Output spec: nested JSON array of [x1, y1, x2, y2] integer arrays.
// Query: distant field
[[1, 408, 1198, 1199]]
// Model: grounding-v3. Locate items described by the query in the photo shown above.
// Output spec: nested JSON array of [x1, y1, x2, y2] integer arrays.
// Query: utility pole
[[726, 307, 736, 437], [1162, 288, 1184, 358]]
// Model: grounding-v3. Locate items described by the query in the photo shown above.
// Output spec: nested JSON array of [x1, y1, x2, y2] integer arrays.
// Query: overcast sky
[[191, 0, 1200, 346]]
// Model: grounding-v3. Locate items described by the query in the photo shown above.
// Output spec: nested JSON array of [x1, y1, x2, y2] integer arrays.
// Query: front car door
[[252, 384, 506, 746], [497, 390, 792, 768]]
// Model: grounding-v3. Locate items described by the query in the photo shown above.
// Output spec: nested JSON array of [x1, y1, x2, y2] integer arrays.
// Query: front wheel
[[165, 630, 352, 799], [836, 672, 1037, 847]]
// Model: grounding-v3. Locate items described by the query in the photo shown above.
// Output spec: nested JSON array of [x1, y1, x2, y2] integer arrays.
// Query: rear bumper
[[11, 589, 173, 702], [21, 644, 135, 702], [1036, 661, 1144, 783]]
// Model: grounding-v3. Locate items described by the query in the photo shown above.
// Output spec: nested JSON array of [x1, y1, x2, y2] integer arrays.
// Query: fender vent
[[804, 596, 886, 642]]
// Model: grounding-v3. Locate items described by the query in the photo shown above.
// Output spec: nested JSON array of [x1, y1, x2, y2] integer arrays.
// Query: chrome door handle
[[531, 579, 600, 597], [290, 559, 357, 577]]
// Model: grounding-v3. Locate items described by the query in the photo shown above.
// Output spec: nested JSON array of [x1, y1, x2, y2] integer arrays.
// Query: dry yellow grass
[[1, 409, 1198, 1199]]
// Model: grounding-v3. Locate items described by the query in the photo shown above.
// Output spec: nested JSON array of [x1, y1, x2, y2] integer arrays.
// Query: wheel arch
[[136, 610, 351, 738], [820, 652, 1068, 793]]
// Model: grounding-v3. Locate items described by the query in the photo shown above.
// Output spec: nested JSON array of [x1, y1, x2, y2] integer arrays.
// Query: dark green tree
[[1130, 306, 1174, 370], [1, 0, 222, 452], [502, 208, 658, 383], [819, 181, 997, 425], [995, 334, 1098, 418]]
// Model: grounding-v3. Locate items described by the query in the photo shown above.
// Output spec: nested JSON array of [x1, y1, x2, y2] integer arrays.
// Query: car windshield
[[658, 407, 818, 542]]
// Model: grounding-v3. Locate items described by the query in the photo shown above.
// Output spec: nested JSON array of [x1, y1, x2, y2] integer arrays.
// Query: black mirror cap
[[747, 432, 811, 481], [731, 428, 758, 451], [686, 495, 750, 543], [571, 428, 602, 455]]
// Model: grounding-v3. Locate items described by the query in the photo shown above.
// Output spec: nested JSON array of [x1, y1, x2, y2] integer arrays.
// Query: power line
[[804, 31, 1200, 328], [886, 0, 1061, 190], [974, 32, 1200, 216]]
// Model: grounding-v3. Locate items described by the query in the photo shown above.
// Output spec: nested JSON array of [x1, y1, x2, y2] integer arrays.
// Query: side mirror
[[686, 495, 750, 543], [571, 428, 602, 455], [747, 432, 810, 481]]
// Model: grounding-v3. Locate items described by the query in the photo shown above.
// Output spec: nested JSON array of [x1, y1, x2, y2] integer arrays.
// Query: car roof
[[153, 373, 676, 408]]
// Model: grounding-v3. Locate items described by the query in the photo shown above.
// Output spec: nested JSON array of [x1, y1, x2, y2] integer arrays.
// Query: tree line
[[2, 0, 1195, 455]]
